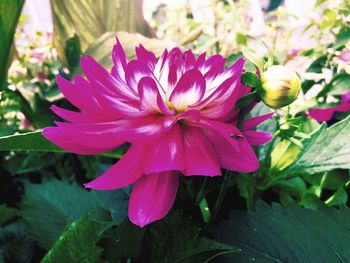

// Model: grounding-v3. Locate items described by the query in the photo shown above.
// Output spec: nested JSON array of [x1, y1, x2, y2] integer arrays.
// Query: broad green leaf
[[141, 211, 239, 263], [212, 201, 350, 262], [0, 0, 24, 90], [0, 222, 35, 263], [85, 31, 176, 69], [22, 180, 109, 249], [0, 205, 19, 225], [50, 0, 153, 64], [0, 131, 64, 152], [41, 216, 108, 263], [284, 115, 350, 176]]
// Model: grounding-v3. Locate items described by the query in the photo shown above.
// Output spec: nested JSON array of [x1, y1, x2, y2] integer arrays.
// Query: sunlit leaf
[[284, 115, 350, 175]]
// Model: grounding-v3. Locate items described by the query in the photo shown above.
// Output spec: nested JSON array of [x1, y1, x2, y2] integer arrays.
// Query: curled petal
[[84, 145, 145, 190], [128, 171, 179, 227]]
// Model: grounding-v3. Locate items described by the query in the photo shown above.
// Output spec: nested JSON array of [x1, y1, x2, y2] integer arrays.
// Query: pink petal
[[309, 108, 337, 122], [51, 105, 111, 123], [42, 127, 113, 155], [84, 145, 145, 190], [195, 120, 259, 172], [169, 69, 205, 110], [243, 131, 272, 146], [56, 75, 104, 114], [111, 37, 127, 82], [138, 77, 173, 115], [125, 60, 156, 94], [54, 116, 174, 144], [136, 44, 157, 71], [199, 80, 244, 120], [196, 52, 206, 68], [143, 124, 185, 173], [184, 50, 196, 71], [128, 171, 179, 227], [201, 54, 226, 79], [242, 112, 274, 131], [81, 55, 137, 100], [182, 127, 221, 176]]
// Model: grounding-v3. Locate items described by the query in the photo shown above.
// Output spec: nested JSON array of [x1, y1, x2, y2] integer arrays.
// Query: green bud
[[260, 65, 301, 109]]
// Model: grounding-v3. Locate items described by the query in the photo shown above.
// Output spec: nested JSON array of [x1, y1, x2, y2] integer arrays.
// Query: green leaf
[[41, 216, 108, 263], [94, 187, 130, 224], [235, 91, 258, 109], [326, 187, 348, 206], [284, 115, 350, 176], [0, 205, 19, 225], [318, 72, 350, 97], [0, 131, 64, 152], [64, 34, 82, 73], [0, 0, 24, 90], [22, 180, 109, 249], [212, 201, 350, 262], [50, 0, 153, 64], [0, 222, 35, 263], [98, 220, 145, 260], [240, 72, 260, 88], [141, 211, 239, 263], [334, 28, 350, 49]]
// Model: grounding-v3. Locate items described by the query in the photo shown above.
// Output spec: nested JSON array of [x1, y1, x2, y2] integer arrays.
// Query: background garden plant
[[0, 0, 350, 262]]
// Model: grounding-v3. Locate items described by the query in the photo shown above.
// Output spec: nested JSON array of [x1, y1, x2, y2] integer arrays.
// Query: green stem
[[195, 177, 208, 204], [263, 129, 280, 170], [209, 171, 232, 224]]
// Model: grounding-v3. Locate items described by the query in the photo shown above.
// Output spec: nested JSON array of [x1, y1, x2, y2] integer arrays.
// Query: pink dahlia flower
[[43, 38, 272, 227], [309, 92, 350, 122]]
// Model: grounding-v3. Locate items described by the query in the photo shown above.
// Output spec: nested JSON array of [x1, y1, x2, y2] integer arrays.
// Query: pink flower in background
[[309, 92, 350, 122], [43, 39, 272, 227]]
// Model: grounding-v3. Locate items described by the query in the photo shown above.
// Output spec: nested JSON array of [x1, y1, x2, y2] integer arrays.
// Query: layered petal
[[169, 69, 205, 111], [138, 77, 173, 115], [128, 171, 179, 227], [143, 124, 185, 173], [84, 145, 145, 190]]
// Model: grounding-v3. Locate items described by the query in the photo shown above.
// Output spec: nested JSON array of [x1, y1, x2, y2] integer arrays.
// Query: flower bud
[[260, 65, 301, 109]]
